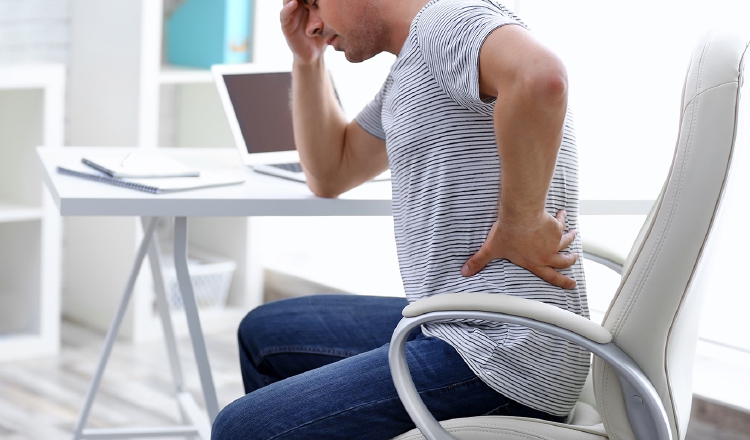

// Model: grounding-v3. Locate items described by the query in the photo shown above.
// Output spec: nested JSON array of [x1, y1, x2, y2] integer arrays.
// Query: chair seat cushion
[[392, 415, 608, 440], [567, 401, 602, 426]]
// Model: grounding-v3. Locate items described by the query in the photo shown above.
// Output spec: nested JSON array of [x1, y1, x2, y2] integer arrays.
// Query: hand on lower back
[[461, 209, 579, 289]]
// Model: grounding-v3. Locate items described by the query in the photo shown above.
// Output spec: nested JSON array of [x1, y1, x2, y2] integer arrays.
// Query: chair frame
[[389, 306, 672, 440]]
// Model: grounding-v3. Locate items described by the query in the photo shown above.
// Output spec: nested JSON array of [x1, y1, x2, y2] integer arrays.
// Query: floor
[[0, 319, 747, 440], [0, 320, 245, 440]]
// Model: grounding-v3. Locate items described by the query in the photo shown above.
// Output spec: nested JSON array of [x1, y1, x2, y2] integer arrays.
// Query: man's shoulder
[[414, 0, 521, 38], [417, 0, 512, 23]]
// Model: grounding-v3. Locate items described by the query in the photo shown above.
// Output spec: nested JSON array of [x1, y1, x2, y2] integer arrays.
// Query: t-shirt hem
[[354, 116, 386, 141], [422, 323, 579, 418]]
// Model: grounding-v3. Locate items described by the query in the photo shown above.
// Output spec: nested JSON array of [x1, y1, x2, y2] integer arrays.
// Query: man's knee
[[237, 300, 289, 349], [212, 389, 296, 440], [212, 398, 257, 440], [237, 304, 264, 345], [237, 295, 336, 348], [210, 403, 234, 439]]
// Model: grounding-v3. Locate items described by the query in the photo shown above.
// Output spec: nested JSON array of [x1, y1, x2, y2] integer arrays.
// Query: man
[[211, 0, 589, 438]]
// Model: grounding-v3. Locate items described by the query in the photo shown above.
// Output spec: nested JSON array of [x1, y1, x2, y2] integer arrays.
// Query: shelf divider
[[159, 65, 214, 85], [0, 203, 44, 223]]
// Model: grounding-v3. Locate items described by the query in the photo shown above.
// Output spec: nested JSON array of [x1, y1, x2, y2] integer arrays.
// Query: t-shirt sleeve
[[354, 79, 388, 140], [415, 0, 523, 113]]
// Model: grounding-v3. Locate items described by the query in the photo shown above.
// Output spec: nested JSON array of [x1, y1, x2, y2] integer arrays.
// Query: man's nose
[[305, 10, 323, 37]]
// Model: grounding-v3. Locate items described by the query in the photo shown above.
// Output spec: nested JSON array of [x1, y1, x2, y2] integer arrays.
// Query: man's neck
[[382, 0, 433, 55]]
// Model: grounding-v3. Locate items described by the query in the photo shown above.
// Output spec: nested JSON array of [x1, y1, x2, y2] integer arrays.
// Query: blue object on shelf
[[167, 0, 253, 68]]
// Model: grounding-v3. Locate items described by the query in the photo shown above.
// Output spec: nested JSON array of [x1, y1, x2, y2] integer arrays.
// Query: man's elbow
[[306, 178, 343, 199], [523, 65, 568, 108]]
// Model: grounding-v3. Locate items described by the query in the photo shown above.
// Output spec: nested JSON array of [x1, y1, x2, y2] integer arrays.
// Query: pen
[[121, 153, 132, 167]]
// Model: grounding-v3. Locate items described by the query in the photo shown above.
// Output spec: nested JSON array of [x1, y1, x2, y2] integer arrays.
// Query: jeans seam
[[481, 400, 511, 416], [259, 345, 360, 359], [439, 377, 481, 392], [268, 377, 484, 440]]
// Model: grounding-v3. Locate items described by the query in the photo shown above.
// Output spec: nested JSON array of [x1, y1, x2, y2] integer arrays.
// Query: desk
[[38, 146, 393, 440], [38, 146, 653, 439]]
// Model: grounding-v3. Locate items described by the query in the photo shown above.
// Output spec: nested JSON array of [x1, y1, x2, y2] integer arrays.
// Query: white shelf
[[0, 64, 63, 362], [0, 203, 44, 223], [0, 64, 66, 90], [159, 65, 214, 84]]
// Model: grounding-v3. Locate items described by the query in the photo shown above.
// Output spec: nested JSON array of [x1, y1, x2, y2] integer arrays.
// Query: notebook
[[212, 64, 390, 183], [82, 154, 200, 178], [58, 160, 245, 194]]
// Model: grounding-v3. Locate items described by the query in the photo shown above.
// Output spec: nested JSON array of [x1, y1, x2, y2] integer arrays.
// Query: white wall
[[520, 0, 750, 201]]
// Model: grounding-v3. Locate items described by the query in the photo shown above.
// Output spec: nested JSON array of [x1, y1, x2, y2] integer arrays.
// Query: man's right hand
[[280, 0, 327, 65], [461, 209, 579, 290]]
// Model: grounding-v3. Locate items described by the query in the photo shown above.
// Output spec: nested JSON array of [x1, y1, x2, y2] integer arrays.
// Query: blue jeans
[[212, 295, 563, 439]]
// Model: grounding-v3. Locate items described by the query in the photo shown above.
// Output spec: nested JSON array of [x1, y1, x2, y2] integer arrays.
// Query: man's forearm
[[495, 73, 567, 221], [292, 58, 349, 195]]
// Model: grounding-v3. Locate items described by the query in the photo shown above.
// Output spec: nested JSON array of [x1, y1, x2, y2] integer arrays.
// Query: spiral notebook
[[81, 155, 201, 178], [57, 161, 245, 194]]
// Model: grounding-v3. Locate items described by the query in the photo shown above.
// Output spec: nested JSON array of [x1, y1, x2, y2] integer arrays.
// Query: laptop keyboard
[[269, 162, 303, 173]]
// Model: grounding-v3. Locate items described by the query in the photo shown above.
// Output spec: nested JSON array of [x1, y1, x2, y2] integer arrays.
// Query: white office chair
[[388, 28, 749, 440]]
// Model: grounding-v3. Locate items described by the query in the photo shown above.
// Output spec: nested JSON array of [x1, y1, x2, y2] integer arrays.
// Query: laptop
[[212, 64, 390, 183]]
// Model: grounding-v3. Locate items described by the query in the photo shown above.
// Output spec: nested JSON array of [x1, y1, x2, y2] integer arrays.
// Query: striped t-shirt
[[355, 0, 590, 417]]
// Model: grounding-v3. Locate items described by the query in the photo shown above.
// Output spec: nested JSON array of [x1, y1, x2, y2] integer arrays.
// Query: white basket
[[159, 247, 237, 311]]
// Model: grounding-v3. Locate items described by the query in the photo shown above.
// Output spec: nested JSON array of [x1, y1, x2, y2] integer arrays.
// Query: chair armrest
[[582, 236, 626, 274], [403, 293, 612, 344], [389, 296, 672, 440]]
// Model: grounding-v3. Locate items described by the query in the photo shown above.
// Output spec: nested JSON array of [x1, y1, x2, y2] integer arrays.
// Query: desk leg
[[71, 217, 160, 440], [173, 217, 220, 423], [143, 218, 187, 403]]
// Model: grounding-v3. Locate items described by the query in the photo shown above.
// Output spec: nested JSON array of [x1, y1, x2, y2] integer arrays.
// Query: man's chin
[[343, 50, 374, 64], [333, 39, 374, 63]]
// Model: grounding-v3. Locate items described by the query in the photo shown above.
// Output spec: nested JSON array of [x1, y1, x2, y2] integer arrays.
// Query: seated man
[[212, 0, 589, 438]]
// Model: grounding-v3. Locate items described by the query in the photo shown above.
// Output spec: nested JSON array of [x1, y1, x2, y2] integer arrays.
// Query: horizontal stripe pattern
[[356, 0, 589, 417]]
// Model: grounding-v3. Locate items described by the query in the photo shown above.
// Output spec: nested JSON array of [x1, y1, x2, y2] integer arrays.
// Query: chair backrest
[[593, 29, 749, 440]]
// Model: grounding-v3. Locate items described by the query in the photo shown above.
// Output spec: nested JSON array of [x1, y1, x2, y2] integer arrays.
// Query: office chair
[[388, 28, 749, 440]]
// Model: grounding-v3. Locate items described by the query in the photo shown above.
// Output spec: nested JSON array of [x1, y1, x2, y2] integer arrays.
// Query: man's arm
[[281, 0, 388, 198], [461, 24, 579, 289]]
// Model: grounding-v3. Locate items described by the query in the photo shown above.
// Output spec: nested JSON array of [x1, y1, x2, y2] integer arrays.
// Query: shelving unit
[[0, 64, 64, 361], [64, 0, 259, 342]]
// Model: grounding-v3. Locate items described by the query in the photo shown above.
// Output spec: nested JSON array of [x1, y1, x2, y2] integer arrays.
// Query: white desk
[[40, 147, 393, 217], [38, 146, 393, 440], [38, 146, 653, 440]]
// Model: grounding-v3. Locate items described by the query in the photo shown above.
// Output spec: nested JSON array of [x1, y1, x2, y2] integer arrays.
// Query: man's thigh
[[214, 334, 510, 440], [239, 295, 409, 380]]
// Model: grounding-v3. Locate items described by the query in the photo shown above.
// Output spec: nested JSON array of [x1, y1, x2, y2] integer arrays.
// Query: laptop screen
[[221, 72, 296, 154]]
